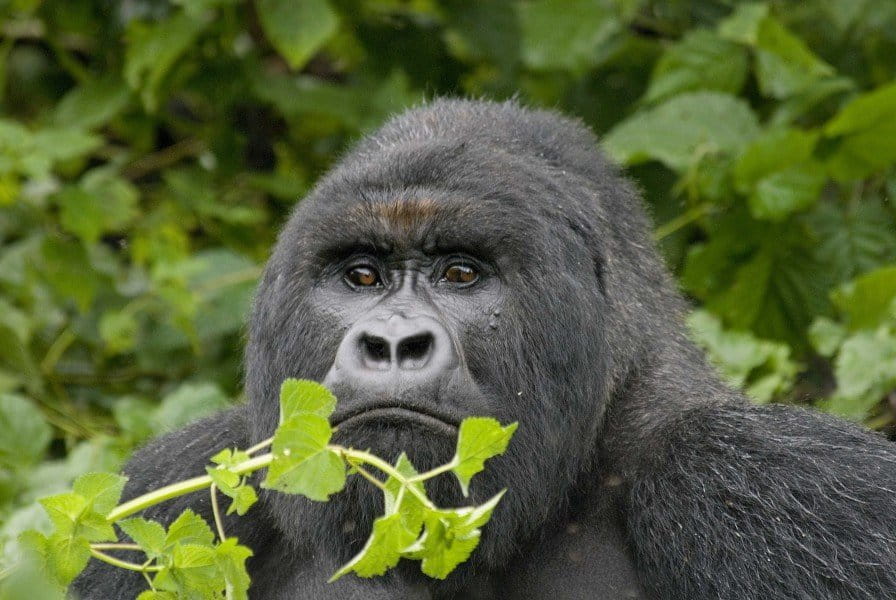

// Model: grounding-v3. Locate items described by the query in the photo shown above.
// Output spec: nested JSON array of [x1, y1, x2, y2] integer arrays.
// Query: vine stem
[[106, 453, 274, 522], [89, 548, 163, 573], [335, 447, 436, 509], [210, 484, 226, 540], [102, 438, 443, 526]]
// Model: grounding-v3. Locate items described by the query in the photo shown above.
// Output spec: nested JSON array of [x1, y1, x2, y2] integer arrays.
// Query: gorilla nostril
[[360, 334, 390, 369], [398, 333, 434, 369]]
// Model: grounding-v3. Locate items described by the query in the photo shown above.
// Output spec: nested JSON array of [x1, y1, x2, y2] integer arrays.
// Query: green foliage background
[[1, 0, 895, 578]]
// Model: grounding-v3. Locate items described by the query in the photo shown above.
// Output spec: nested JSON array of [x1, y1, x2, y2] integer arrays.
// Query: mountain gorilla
[[74, 99, 896, 599]]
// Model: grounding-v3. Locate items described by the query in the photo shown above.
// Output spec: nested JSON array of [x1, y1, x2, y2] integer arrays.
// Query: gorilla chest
[[478, 516, 648, 600]]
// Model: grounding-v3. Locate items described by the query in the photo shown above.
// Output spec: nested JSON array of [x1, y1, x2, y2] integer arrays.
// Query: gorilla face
[[245, 103, 617, 573]]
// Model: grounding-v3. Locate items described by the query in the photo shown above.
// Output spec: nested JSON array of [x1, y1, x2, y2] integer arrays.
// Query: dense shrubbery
[[1, 0, 895, 590]]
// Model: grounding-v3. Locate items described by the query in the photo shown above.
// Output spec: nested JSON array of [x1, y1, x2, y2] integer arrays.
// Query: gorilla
[[74, 99, 896, 599]]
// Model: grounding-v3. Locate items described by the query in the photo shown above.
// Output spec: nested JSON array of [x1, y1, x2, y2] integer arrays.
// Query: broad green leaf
[[644, 30, 748, 104], [153, 383, 231, 433], [808, 317, 847, 357], [824, 82, 896, 181], [262, 414, 345, 501], [73, 472, 127, 516], [330, 512, 420, 580], [752, 17, 833, 99], [124, 12, 208, 110], [603, 92, 760, 171], [164, 509, 215, 549], [705, 230, 832, 347], [806, 199, 896, 285], [56, 171, 138, 244], [215, 538, 253, 600], [46, 532, 91, 585], [165, 543, 220, 593], [452, 417, 517, 496], [28, 128, 103, 172], [50, 75, 131, 130], [518, 0, 620, 72], [0, 394, 51, 469], [748, 162, 825, 221], [39, 238, 106, 312], [278, 379, 337, 423], [718, 2, 769, 44], [257, 0, 338, 70], [733, 128, 819, 192], [826, 326, 896, 419], [39, 493, 87, 538], [687, 310, 797, 402], [831, 266, 896, 330], [402, 505, 490, 580], [118, 518, 167, 559]]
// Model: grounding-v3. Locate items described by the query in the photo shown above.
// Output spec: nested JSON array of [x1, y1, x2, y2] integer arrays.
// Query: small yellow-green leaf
[[278, 378, 337, 423], [452, 418, 517, 496]]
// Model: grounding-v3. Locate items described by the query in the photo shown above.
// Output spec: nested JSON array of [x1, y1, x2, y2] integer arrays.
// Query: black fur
[[73, 99, 896, 599]]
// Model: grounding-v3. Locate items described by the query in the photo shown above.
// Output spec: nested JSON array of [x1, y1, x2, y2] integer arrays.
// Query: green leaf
[[330, 512, 420, 580], [278, 378, 337, 423], [806, 199, 896, 285], [603, 92, 760, 171], [401, 494, 507, 581], [73, 472, 127, 516], [153, 383, 231, 433], [733, 128, 819, 193], [165, 543, 220, 594], [824, 82, 896, 181], [99, 310, 139, 355], [164, 509, 215, 549], [0, 394, 52, 469], [124, 12, 208, 110], [518, 0, 620, 72], [718, 2, 769, 44], [748, 162, 825, 221], [215, 538, 253, 600], [257, 0, 338, 70], [39, 493, 87, 538], [644, 29, 748, 104], [687, 310, 797, 402], [452, 417, 517, 496], [39, 237, 106, 312], [831, 266, 896, 330], [226, 484, 257, 516], [752, 16, 833, 99], [705, 228, 832, 347], [50, 75, 131, 130], [262, 414, 345, 501], [118, 518, 167, 559], [45, 532, 91, 585], [808, 317, 847, 357], [826, 325, 896, 419]]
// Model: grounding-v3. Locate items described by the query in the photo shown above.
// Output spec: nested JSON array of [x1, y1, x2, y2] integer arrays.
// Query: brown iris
[[443, 264, 478, 285], [346, 266, 381, 287]]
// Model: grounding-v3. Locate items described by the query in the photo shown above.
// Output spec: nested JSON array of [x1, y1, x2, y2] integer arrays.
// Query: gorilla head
[[244, 99, 688, 575]]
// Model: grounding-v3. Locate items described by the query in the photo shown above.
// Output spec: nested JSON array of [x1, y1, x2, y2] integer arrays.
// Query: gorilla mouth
[[333, 405, 459, 436]]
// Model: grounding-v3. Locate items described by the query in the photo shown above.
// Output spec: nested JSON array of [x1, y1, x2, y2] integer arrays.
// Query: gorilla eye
[[442, 263, 479, 285], [345, 265, 382, 288]]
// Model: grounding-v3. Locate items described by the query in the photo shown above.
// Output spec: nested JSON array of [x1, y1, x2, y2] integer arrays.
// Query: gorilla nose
[[330, 315, 458, 387], [360, 331, 435, 370]]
